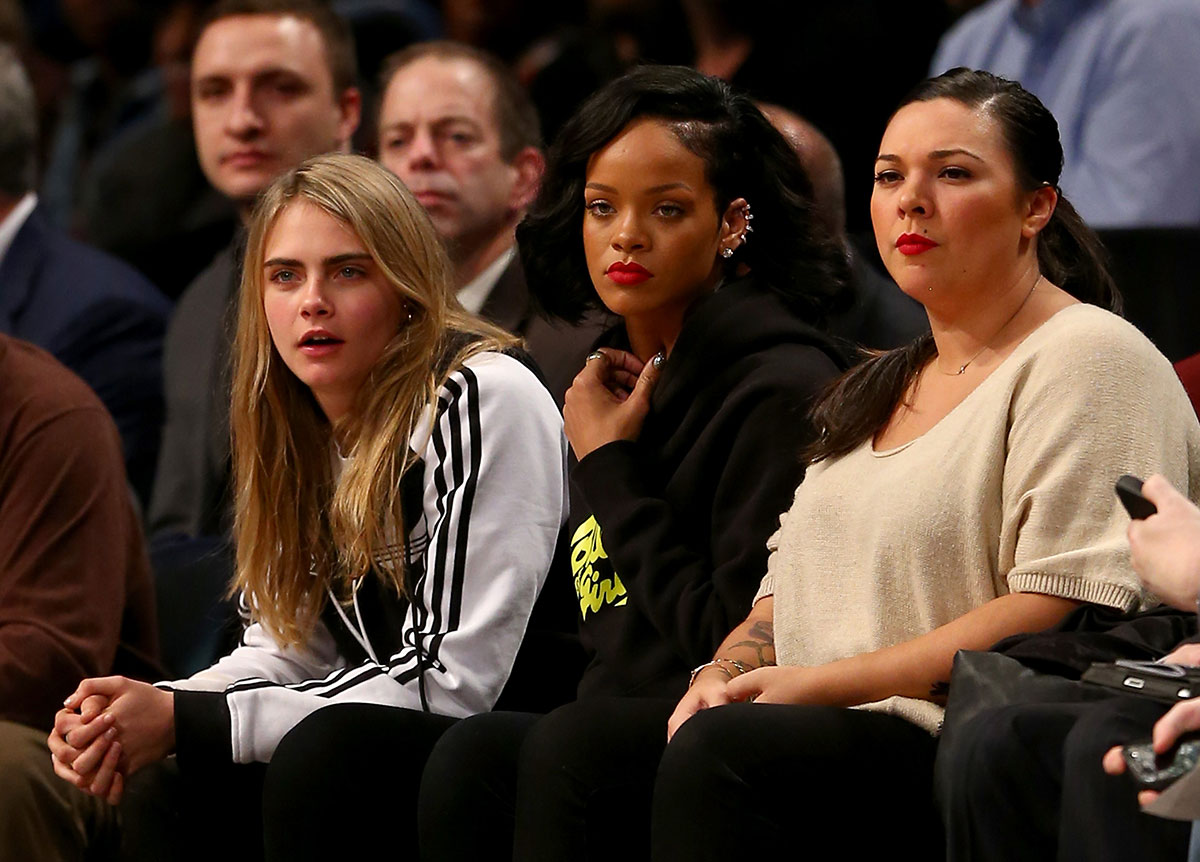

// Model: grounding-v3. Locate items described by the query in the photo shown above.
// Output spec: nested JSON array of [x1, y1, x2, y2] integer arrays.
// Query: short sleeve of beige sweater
[[756, 304, 1200, 731]]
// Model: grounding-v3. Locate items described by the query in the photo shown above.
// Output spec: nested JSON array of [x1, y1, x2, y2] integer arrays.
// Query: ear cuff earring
[[721, 202, 755, 260], [741, 202, 754, 239]]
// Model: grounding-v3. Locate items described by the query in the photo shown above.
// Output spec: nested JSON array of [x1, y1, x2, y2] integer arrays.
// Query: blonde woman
[[47, 154, 567, 855]]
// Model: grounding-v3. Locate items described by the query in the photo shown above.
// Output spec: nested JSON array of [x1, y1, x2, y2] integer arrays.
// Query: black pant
[[419, 709, 539, 861], [940, 695, 1191, 862], [420, 698, 673, 862], [261, 703, 458, 860], [420, 698, 940, 862], [652, 702, 941, 861], [121, 757, 266, 862]]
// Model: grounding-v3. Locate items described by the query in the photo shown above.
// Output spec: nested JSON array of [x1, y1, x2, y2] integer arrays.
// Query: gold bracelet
[[689, 658, 751, 688]]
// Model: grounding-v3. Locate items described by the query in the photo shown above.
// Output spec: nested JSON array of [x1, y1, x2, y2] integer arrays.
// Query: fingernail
[[105, 727, 117, 740]]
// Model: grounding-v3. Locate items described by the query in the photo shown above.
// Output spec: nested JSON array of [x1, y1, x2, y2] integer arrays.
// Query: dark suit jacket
[[479, 256, 608, 407], [0, 206, 171, 503], [147, 243, 238, 539]]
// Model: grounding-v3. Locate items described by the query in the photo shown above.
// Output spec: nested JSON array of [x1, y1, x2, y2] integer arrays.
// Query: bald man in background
[[760, 102, 927, 350]]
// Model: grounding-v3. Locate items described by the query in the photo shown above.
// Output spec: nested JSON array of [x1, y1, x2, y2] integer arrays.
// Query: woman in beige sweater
[[654, 69, 1200, 860]]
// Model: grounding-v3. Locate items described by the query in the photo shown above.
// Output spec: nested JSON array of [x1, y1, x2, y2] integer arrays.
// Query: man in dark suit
[[0, 44, 170, 505], [378, 41, 604, 406], [148, 0, 362, 543], [144, 0, 362, 679]]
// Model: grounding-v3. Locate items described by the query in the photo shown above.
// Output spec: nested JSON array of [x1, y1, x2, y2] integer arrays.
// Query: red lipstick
[[606, 261, 653, 285], [896, 233, 938, 256]]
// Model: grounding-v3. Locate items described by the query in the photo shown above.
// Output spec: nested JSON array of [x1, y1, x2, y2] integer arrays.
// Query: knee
[[262, 705, 365, 819], [0, 720, 109, 853], [659, 703, 749, 782], [943, 705, 1032, 796], [423, 711, 531, 804], [519, 698, 658, 787], [1062, 700, 1156, 781], [0, 721, 48, 808], [520, 701, 595, 780]]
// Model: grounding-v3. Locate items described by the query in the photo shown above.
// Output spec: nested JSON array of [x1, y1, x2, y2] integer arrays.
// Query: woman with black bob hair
[[648, 68, 1200, 860], [518, 63, 849, 328], [417, 65, 850, 861]]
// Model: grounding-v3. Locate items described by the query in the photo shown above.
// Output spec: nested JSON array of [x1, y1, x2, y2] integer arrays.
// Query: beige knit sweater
[[756, 304, 1200, 732]]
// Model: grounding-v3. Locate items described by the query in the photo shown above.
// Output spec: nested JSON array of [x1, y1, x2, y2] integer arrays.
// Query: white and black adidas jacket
[[167, 351, 568, 765]]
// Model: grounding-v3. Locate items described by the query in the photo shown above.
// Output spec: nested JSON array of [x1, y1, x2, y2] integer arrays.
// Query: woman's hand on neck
[[624, 308, 687, 364]]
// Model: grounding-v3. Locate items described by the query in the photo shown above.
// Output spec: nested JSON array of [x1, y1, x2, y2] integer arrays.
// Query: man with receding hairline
[[378, 41, 603, 406]]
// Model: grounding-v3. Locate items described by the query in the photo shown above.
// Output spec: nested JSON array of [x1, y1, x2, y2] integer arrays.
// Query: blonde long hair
[[231, 153, 518, 647]]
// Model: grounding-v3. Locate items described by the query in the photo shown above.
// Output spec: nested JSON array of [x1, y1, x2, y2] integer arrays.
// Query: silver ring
[[585, 351, 605, 364]]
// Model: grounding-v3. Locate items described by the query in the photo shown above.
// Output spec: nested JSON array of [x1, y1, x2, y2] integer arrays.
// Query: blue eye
[[339, 266, 363, 279], [270, 269, 298, 284]]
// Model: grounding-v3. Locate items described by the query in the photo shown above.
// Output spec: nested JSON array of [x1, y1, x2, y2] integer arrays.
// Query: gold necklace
[[934, 275, 1042, 376]]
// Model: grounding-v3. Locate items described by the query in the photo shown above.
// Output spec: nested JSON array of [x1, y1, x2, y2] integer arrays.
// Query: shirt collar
[[456, 245, 515, 316], [0, 193, 37, 265], [1011, 0, 1093, 36]]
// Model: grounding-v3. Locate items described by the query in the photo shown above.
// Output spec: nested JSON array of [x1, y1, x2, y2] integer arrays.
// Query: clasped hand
[[563, 348, 662, 461], [47, 676, 176, 805]]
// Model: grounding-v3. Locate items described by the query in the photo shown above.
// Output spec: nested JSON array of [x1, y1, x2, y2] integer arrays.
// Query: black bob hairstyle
[[805, 68, 1123, 465], [517, 64, 850, 325]]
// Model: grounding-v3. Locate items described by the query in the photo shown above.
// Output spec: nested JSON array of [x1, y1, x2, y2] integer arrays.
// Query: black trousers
[[419, 698, 941, 862], [125, 705, 455, 861], [419, 709, 539, 861], [940, 695, 1192, 862], [261, 703, 458, 860], [420, 699, 674, 862], [652, 702, 941, 861], [120, 757, 266, 862]]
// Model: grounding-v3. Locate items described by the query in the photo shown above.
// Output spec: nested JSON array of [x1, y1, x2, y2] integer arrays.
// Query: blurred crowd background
[[0, 0, 980, 301]]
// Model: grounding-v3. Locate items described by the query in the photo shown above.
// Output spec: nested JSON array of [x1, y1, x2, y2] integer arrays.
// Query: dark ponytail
[[804, 68, 1120, 464], [1036, 194, 1121, 315]]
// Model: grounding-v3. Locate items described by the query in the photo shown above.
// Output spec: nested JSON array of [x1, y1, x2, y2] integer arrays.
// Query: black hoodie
[[569, 276, 846, 699]]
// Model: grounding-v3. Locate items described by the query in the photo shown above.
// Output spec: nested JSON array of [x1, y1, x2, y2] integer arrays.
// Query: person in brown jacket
[[0, 334, 158, 861]]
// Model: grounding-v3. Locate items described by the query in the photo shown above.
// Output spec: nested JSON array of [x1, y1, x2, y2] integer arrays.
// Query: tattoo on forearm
[[729, 620, 776, 667], [748, 620, 774, 644]]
